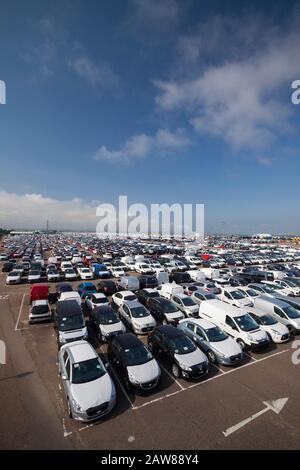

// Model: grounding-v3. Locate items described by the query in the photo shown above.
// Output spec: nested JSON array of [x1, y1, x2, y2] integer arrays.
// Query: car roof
[[156, 325, 184, 337], [94, 305, 115, 315], [172, 293, 189, 299], [119, 290, 135, 296], [30, 284, 48, 291], [114, 332, 141, 347], [67, 341, 96, 363], [123, 300, 144, 309], [56, 299, 82, 316], [92, 292, 107, 298], [79, 282, 95, 287], [180, 317, 215, 329]]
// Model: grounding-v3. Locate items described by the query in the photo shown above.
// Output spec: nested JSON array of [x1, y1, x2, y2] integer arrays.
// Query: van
[[118, 276, 140, 291], [58, 291, 82, 307], [200, 268, 220, 280], [199, 299, 269, 350], [30, 284, 49, 304], [55, 300, 87, 347], [157, 271, 169, 285], [254, 295, 300, 335], [187, 270, 206, 282], [156, 282, 184, 300]]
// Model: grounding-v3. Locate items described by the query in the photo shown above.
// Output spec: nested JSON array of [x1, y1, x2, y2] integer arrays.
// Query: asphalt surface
[[0, 273, 300, 450]]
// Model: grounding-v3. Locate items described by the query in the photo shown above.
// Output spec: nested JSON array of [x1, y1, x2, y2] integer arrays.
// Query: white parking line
[[158, 362, 185, 390], [108, 362, 135, 409], [15, 293, 26, 331], [132, 348, 290, 411], [244, 352, 257, 362]]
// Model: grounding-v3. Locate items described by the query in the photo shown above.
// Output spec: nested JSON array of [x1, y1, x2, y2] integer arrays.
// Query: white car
[[58, 340, 116, 421], [135, 262, 154, 274], [78, 267, 93, 280], [218, 287, 253, 308], [60, 262, 73, 272], [47, 270, 60, 282], [29, 300, 52, 324], [274, 279, 300, 296], [28, 270, 42, 283], [118, 300, 156, 334], [6, 270, 21, 285], [112, 290, 137, 308], [85, 293, 109, 311], [110, 266, 125, 278], [262, 281, 292, 296], [246, 306, 290, 343], [237, 286, 260, 300], [64, 268, 78, 281]]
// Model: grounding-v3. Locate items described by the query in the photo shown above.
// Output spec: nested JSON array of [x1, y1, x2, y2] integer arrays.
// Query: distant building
[[252, 233, 272, 239]]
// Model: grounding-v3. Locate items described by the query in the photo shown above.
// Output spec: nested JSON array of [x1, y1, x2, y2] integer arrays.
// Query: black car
[[148, 325, 208, 380], [148, 297, 183, 324], [138, 275, 158, 289], [169, 272, 192, 284], [107, 333, 160, 392], [97, 280, 118, 296], [2, 262, 13, 273], [229, 276, 249, 287], [89, 305, 125, 342], [136, 288, 160, 307]]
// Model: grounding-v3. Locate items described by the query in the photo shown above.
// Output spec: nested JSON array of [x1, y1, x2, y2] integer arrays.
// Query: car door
[[273, 306, 288, 326], [121, 304, 131, 326], [225, 315, 238, 339], [224, 291, 233, 305], [62, 350, 71, 397], [194, 325, 209, 353]]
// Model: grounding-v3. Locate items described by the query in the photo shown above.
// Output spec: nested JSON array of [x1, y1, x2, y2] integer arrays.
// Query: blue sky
[[1, 0, 300, 233]]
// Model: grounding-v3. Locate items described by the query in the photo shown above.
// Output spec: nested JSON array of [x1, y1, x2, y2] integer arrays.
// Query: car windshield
[[72, 358, 106, 384], [235, 314, 258, 332], [231, 290, 246, 299], [206, 283, 215, 288], [259, 315, 277, 325], [98, 310, 118, 324], [262, 285, 275, 294], [65, 269, 75, 274], [204, 293, 215, 300], [58, 314, 84, 331], [10, 271, 20, 276], [124, 294, 137, 301], [282, 306, 300, 319], [182, 297, 196, 306], [30, 270, 40, 275], [205, 326, 228, 342], [244, 289, 259, 297], [30, 303, 48, 315], [131, 306, 149, 318], [121, 344, 153, 366], [170, 335, 196, 354]]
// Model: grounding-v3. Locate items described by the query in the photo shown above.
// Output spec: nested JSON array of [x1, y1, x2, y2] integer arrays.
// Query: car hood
[[264, 322, 289, 335], [247, 328, 268, 341], [211, 337, 242, 357], [101, 321, 125, 334], [61, 326, 87, 339], [71, 373, 114, 409], [127, 359, 160, 382], [133, 315, 155, 326], [175, 348, 207, 367], [165, 311, 184, 320], [236, 298, 253, 307]]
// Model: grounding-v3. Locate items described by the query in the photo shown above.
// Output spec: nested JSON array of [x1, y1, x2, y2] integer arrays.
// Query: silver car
[[178, 318, 243, 365], [58, 340, 116, 421], [118, 300, 156, 334], [191, 288, 216, 305], [171, 293, 199, 318]]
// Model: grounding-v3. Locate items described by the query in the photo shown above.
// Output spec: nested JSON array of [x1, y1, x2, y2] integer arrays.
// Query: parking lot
[[1, 266, 300, 450]]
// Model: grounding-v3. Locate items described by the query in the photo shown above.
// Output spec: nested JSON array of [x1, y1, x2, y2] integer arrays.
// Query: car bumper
[[182, 364, 209, 380], [71, 397, 116, 422], [218, 353, 243, 365], [29, 314, 52, 323], [250, 340, 270, 350], [130, 377, 159, 393]]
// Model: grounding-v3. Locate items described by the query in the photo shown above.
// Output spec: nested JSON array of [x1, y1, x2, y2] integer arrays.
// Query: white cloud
[[154, 11, 300, 152], [94, 128, 190, 163], [68, 56, 120, 92], [0, 191, 100, 230], [133, 0, 180, 30]]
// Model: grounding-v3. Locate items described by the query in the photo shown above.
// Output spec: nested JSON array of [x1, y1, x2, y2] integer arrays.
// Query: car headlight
[[71, 398, 84, 413], [247, 334, 257, 343], [59, 333, 66, 343], [128, 373, 140, 384], [271, 329, 281, 336]]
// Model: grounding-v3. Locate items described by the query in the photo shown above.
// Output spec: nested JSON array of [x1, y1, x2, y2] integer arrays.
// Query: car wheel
[[287, 324, 296, 335], [207, 350, 217, 364], [172, 363, 181, 378], [237, 339, 246, 350], [67, 398, 73, 418]]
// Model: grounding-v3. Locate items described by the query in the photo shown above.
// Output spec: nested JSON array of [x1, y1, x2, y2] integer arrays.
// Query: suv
[[148, 325, 208, 380], [58, 340, 116, 421]]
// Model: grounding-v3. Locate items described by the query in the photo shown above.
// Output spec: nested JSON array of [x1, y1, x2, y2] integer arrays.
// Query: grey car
[[178, 318, 243, 365], [58, 340, 116, 421], [191, 289, 216, 305], [171, 293, 199, 318]]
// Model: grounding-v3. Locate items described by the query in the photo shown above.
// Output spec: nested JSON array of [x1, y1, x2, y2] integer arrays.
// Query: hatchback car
[[136, 288, 160, 307], [118, 300, 156, 334], [148, 297, 184, 324], [148, 325, 208, 380], [89, 305, 126, 341], [77, 282, 97, 299], [6, 270, 21, 285], [85, 292, 109, 311], [171, 293, 199, 318], [29, 299, 52, 324], [59, 340, 116, 421], [111, 290, 137, 308], [97, 280, 118, 296], [107, 333, 160, 392], [178, 318, 243, 365]]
